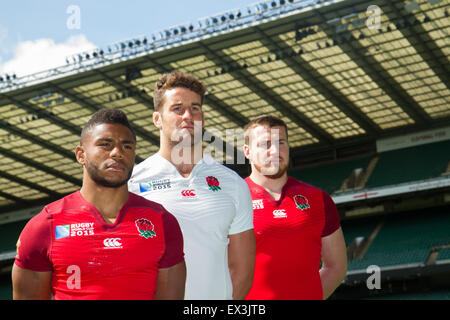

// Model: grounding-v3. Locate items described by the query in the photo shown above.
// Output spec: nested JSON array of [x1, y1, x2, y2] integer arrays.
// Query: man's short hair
[[244, 115, 288, 145], [153, 71, 206, 111], [80, 108, 136, 145]]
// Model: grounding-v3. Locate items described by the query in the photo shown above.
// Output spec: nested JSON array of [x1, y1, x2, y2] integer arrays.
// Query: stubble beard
[[253, 159, 289, 180], [84, 159, 132, 188]]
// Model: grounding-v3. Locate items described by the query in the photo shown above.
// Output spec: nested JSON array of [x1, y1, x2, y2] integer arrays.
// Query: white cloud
[[0, 34, 96, 77]]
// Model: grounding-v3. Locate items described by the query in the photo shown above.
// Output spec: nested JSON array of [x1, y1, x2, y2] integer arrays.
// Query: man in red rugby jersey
[[243, 115, 347, 300], [12, 108, 186, 300]]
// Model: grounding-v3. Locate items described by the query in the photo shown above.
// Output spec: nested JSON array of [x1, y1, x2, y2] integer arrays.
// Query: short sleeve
[[14, 207, 53, 272], [159, 209, 185, 269], [229, 178, 254, 235], [321, 192, 341, 237]]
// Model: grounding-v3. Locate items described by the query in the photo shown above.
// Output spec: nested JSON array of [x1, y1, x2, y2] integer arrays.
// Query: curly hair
[[153, 71, 206, 111]]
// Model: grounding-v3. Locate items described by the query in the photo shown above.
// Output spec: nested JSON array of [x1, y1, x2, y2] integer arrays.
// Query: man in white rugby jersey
[[129, 71, 255, 300]]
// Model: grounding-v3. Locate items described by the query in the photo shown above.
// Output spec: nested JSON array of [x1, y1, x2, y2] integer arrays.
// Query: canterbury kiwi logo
[[103, 238, 122, 248], [181, 189, 196, 198]]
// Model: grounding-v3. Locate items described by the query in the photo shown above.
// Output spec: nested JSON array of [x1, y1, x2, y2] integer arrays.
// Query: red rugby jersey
[[14, 191, 184, 300], [245, 176, 340, 300]]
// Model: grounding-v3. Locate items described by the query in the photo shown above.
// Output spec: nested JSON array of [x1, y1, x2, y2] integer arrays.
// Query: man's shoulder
[[131, 154, 160, 177], [127, 192, 165, 211], [23, 192, 80, 230], [43, 191, 83, 215], [286, 176, 326, 195], [202, 155, 244, 181]]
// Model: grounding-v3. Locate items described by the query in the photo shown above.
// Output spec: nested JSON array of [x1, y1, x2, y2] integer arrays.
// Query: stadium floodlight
[[125, 67, 142, 82]]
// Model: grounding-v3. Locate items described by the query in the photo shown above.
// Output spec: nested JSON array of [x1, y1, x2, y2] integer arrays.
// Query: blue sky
[[0, 0, 258, 76]]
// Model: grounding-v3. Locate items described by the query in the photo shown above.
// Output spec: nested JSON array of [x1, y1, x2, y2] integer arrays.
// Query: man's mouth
[[106, 162, 125, 171]]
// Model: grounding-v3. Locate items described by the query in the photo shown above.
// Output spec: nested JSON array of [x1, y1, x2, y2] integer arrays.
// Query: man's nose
[[110, 145, 123, 158], [268, 142, 280, 154], [182, 107, 193, 120]]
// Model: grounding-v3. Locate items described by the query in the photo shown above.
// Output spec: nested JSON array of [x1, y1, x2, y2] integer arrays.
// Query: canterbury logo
[[181, 189, 196, 198], [103, 238, 122, 248], [273, 209, 287, 218]]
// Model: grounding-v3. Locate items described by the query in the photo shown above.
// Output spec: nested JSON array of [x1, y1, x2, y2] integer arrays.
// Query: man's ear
[[243, 144, 251, 161], [75, 145, 86, 165], [153, 111, 162, 130]]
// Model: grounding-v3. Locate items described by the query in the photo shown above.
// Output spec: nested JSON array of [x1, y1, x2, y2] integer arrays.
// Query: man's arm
[[154, 260, 186, 300], [12, 264, 52, 300], [319, 227, 348, 299], [228, 229, 256, 300]]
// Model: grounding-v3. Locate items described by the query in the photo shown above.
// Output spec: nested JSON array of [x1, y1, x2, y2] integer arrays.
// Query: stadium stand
[[366, 140, 450, 189], [344, 209, 450, 271], [0, 220, 27, 254], [288, 155, 373, 195]]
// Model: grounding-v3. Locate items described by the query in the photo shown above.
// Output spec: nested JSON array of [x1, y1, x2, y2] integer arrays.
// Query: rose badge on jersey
[[294, 195, 311, 211], [206, 176, 221, 192], [135, 218, 156, 239]]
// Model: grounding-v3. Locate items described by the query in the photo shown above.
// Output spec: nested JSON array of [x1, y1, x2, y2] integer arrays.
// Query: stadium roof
[[0, 0, 449, 214]]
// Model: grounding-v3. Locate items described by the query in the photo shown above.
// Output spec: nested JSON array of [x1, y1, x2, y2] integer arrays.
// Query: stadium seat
[[437, 247, 450, 262], [345, 209, 450, 271], [366, 140, 450, 188], [289, 155, 373, 194]]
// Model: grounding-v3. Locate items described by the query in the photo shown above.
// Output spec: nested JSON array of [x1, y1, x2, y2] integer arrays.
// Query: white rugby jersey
[[128, 153, 254, 300]]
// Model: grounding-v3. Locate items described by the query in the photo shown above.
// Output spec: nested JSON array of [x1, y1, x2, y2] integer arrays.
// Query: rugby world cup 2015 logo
[[135, 218, 156, 239], [206, 176, 221, 192], [294, 195, 311, 211]]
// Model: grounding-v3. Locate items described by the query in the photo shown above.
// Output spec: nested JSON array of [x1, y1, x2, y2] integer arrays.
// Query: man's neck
[[80, 182, 129, 224], [249, 170, 288, 201], [158, 140, 203, 178]]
